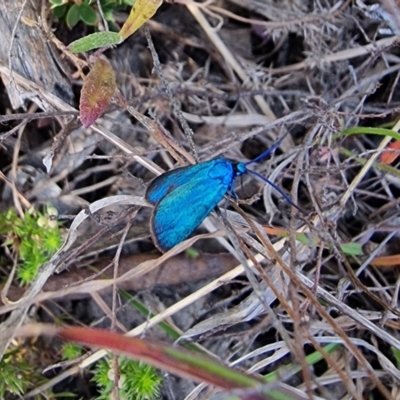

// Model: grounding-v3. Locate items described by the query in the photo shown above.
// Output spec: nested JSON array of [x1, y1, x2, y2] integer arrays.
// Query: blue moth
[[145, 139, 300, 252]]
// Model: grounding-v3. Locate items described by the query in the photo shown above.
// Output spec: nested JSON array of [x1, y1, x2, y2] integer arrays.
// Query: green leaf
[[107, 21, 120, 31], [52, 3, 68, 18], [104, 11, 115, 23], [79, 4, 98, 25], [102, 1, 118, 13], [69, 31, 122, 53], [340, 127, 400, 142], [185, 247, 199, 258], [101, 0, 118, 7], [340, 242, 364, 256], [49, 0, 65, 5], [391, 347, 400, 368], [264, 343, 341, 384], [66, 4, 81, 28]]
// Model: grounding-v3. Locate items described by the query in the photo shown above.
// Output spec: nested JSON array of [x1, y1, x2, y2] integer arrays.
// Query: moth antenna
[[245, 132, 290, 166], [246, 169, 304, 213]]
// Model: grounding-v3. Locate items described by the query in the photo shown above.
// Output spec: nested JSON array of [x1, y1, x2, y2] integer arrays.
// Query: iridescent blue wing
[[149, 159, 234, 251], [146, 159, 222, 205]]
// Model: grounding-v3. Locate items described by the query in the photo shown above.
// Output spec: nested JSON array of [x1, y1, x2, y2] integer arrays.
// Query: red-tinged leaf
[[380, 140, 400, 164], [263, 226, 288, 236], [57, 327, 262, 389], [119, 0, 163, 40], [80, 58, 116, 128], [371, 254, 400, 267], [16, 324, 318, 399]]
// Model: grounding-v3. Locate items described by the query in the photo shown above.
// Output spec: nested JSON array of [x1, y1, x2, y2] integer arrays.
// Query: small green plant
[[92, 356, 162, 400], [0, 348, 33, 397], [0, 346, 59, 398], [49, 0, 135, 29], [0, 344, 69, 398], [0, 205, 63, 285], [61, 343, 83, 360]]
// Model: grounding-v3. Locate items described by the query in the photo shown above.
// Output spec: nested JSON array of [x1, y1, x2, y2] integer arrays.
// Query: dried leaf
[[80, 58, 116, 128], [371, 254, 400, 267], [119, 0, 163, 40], [381, 140, 400, 164], [127, 106, 194, 166]]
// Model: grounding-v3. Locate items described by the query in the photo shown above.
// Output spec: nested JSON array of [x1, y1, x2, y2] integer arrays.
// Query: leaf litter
[[1, 0, 400, 398]]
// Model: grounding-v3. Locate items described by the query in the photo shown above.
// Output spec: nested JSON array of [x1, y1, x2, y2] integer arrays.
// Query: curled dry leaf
[[119, 0, 163, 40]]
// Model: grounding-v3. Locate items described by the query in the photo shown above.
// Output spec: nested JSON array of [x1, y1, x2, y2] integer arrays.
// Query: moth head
[[233, 162, 247, 177]]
